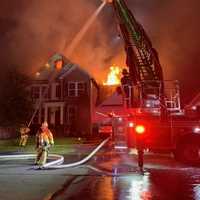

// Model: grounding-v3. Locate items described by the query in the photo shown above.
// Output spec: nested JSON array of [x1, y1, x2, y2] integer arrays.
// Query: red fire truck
[[104, 0, 200, 168]]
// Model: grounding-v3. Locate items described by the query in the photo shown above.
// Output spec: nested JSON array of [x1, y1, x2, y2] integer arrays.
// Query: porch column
[[60, 105, 64, 125], [44, 105, 48, 122], [50, 107, 56, 125]]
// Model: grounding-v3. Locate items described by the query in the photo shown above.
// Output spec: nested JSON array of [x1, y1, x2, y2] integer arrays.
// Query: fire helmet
[[122, 68, 128, 75], [41, 121, 48, 128]]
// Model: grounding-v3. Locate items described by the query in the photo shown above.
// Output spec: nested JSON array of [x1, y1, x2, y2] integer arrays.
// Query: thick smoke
[[0, 0, 111, 77], [127, 0, 200, 102], [0, 0, 200, 102]]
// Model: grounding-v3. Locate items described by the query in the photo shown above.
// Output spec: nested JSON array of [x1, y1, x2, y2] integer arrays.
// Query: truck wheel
[[175, 142, 200, 165], [182, 143, 200, 164], [138, 149, 144, 170]]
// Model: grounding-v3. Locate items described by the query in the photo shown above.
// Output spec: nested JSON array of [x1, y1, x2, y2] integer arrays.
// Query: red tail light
[[135, 125, 145, 134]]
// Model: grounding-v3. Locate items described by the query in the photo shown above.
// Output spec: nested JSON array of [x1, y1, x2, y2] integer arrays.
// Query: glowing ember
[[45, 63, 50, 68], [55, 59, 63, 70], [36, 72, 40, 76], [103, 66, 121, 86]]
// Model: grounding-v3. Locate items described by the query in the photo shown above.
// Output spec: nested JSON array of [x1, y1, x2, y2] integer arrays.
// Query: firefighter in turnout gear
[[121, 68, 133, 107], [35, 122, 54, 168], [19, 124, 30, 147]]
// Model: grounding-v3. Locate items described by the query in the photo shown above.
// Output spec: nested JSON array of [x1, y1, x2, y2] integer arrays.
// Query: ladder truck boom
[[113, 0, 164, 83], [110, 0, 167, 116]]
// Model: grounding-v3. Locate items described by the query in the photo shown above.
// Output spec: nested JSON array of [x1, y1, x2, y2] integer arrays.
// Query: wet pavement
[[0, 144, 200, 200], [50, 148, 200, 200], [52, 168, 200, 200]]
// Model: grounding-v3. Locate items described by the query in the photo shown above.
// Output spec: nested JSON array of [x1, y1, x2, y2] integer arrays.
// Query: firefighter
[[19, 124, 30, 147], [120, 68, 133, 107], [35, 121, 54, 168]]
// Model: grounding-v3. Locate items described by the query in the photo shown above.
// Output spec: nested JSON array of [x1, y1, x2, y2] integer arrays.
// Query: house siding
[[29, 64, 98, 137], [62, 68, 91, 136]]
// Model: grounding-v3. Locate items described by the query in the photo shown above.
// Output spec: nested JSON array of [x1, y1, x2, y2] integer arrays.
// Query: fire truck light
[[118, 117, 123, 122], [192, 106, 197, 110], [135, 125, 145, 134], [146, 103, 151, 108], [193, 127, 200, 134], [128, 122, 134, 128]]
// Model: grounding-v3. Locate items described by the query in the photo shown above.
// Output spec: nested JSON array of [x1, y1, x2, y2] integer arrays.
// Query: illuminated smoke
[[0, 0, 111, 78], [64, 1, 106, 57], [0, 0, 199, 102]]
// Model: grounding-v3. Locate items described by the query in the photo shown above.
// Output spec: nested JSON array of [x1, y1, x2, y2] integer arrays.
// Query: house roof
[[99, 91, 123, 106], [34, 53, 93, 81]]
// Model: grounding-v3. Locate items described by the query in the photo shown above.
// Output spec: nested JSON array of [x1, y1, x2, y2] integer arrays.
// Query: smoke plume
[[0, 0, 200, 102]]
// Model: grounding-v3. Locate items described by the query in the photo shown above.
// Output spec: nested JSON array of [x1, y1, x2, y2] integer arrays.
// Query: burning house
[[94, 65, 126, 124], [29, 53, 98, 136]]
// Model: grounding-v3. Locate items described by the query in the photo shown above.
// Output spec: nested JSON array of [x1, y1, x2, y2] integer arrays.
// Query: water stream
[[64, 1, 106, 57]]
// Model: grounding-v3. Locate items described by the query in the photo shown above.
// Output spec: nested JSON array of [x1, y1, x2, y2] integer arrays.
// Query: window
[[42, 86, 48, 99], [33, 110, 39, 124], [66, 105, 77, 124], [68, 82, 85, 97], [56, 85, 61, 98], [55, 59, 63, 70], [41, 85, 51, 99], [31, 86, 40, 99]]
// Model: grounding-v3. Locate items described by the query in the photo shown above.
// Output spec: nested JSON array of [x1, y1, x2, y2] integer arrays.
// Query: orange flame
[[103, 66, 121, 86]]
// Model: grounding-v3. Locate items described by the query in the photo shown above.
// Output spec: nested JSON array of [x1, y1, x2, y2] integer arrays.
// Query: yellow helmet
[[41, 121, 48, 128]]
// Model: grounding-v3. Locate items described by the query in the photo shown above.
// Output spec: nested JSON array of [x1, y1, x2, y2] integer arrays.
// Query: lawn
[[0, 136, 87, 155]]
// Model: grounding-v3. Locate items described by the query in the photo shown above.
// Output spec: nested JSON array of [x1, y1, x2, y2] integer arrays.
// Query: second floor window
[[68, 82, 85, 97], [31, 86, 40, 99], [31, 85, 50, 100], [42, 86, 49, 99], [56, 85, 61, 98]]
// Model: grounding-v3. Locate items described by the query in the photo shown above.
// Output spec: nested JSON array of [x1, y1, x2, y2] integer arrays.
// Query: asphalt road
[[48, 146, 200, 200], [0, 143, 200, 200]]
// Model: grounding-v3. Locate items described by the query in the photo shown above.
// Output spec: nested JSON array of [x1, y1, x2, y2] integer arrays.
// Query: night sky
[[0, 0, 199, 104]]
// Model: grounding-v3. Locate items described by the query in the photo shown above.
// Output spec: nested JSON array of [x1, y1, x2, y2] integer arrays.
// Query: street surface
[[0, 142, 200, 200]]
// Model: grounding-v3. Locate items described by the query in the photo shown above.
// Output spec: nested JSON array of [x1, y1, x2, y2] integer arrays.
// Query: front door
[[55, 109, 61, 125]]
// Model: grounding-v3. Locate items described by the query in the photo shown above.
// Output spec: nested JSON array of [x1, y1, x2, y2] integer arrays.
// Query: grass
[[0, 136, 87, 155]]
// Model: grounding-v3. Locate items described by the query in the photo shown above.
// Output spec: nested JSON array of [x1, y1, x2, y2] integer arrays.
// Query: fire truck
[[103, 0, 200, 168]]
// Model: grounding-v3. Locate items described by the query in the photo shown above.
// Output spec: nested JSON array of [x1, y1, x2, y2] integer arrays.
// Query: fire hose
[[0, 138, 110, 170]]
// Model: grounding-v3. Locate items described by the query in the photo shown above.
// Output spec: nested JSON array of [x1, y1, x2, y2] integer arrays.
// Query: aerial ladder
[[107, 0, 181, 117]]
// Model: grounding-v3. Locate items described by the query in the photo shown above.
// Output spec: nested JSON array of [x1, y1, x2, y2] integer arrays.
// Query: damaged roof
[[33, 53, 91, 81]]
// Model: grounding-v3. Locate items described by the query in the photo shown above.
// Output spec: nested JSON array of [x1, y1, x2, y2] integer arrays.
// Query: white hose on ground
[[0, 154, 36, 159], [44, 137, 110, 169], [0, 138, 110, 170], [0, 154, 64, 165]]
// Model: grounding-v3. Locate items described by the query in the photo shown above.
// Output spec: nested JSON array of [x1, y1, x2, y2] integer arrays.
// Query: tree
[[0, 68, 33, 127]]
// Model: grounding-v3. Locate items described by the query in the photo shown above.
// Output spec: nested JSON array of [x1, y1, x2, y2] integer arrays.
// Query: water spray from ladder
[[64, 1, 106, 57]]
